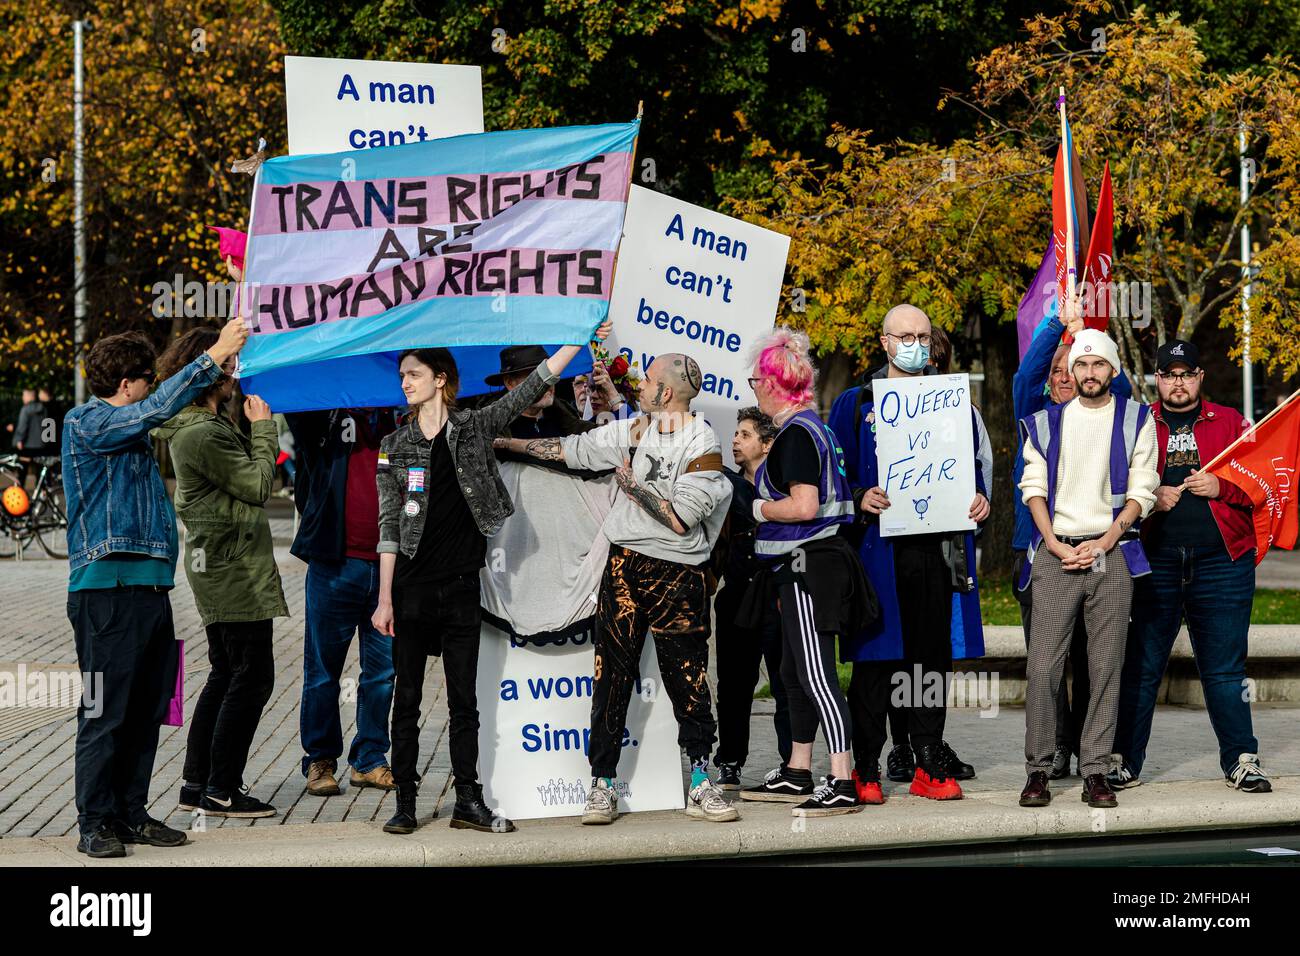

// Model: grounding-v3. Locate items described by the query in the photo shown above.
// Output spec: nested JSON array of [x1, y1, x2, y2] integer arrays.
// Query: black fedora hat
[[484, 345, 550, 386]]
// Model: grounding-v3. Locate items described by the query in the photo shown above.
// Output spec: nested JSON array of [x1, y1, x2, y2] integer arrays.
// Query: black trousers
[[182, 619, 275, 794], [391, 573, 482, 787], [69, 587, 177, 836], [588, 547, 716, 779], [713, 580, 791, 767], [1014, 550, 1090, 753], [848, 537, 954, 768]]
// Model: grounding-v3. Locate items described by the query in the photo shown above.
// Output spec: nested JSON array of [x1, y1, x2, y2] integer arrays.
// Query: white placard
[[284, 55, 484, 155], [606, 185, 790, 467], [872, 373, 977, 537], [476, 622, 685, 821]]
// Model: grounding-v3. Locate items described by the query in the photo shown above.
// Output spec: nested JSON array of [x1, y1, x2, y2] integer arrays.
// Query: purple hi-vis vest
[[1016, 395, 1152, 591], [755, 409, 856, 558]]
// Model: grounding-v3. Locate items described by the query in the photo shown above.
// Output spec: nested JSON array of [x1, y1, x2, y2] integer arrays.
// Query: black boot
[[450, 783, 516, 833], [383, 784, 419, 835]]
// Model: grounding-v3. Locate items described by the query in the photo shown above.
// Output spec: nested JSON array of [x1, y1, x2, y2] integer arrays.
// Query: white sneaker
[[686, 779, 739, 822], [1227, 753, 1272, 793], [582, 778, 619, 825]]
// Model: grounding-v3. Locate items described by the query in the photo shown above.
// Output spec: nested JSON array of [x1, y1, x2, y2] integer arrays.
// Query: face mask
[[892, 340, 930, 373]]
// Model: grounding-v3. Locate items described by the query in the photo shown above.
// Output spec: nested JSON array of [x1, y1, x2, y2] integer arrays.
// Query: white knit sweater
[[1019, 398, 1159, 538]]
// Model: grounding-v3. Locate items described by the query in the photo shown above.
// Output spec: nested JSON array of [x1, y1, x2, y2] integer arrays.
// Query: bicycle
[[0, 453, 68, 560]]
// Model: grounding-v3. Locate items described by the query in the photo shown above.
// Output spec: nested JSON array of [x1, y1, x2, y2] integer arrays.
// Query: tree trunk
[[979, 310, 1019, 578], [815, 349, 856, 416]]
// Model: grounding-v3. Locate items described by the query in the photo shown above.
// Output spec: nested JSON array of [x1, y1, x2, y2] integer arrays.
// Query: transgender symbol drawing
[[913, 496, 931, 521]]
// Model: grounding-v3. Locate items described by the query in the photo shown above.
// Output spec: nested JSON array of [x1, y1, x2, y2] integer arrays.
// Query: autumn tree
[[736, 2, 1300, 570], [0, 0, 285, 394], [967, 2, 1300, 394]]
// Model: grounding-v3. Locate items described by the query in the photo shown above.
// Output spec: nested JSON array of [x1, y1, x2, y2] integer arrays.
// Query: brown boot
[[306, 759, 342, 796], [350, 764, 396, 791]]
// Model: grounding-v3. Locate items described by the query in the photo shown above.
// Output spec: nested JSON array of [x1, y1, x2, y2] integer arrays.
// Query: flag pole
[[605, 101, 643, 296], [1201, 386, 1300, 473], [591, 102, 643, 362], [1058, 86, 1076, 302]]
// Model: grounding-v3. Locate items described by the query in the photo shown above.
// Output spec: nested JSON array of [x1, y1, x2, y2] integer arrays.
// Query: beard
[[1077, 375, 1111, 398], [1162, 389, 1198, 411]]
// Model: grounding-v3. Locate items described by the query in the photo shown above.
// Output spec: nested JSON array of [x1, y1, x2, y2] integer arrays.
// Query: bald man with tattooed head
[[495, 350, 736, 825]]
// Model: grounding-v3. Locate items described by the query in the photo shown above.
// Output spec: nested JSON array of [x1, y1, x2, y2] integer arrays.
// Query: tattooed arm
[[614, 459, 688, 534], [491, 436, 567, 462]]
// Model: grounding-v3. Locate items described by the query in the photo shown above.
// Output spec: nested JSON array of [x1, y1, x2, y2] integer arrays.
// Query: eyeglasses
[[747, 377, 762, 390], [884, 332, 933, 347], [133, 369, 156, 385], [1156, 370, 1199, 383]]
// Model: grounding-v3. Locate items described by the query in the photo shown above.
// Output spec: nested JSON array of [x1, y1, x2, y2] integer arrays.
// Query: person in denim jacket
[[62, 318, 248, 858], [373, 321, 612, 836]]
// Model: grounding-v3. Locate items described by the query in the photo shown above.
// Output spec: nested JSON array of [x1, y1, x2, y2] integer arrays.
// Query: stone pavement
[[1, 541, 1297, 854]]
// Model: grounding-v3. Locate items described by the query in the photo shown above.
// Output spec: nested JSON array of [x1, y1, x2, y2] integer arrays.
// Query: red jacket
[[1147, 400, 1256, 560]]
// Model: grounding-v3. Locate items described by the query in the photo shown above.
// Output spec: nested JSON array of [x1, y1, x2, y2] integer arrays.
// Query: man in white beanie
[[1015, 328, 1159, 810]]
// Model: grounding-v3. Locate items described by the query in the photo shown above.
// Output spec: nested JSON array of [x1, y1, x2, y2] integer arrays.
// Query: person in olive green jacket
[[153, 327, 288, 822]]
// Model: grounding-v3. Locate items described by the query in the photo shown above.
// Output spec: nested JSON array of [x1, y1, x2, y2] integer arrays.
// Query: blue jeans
[[1114, 544, 1257, 777], [300, 558, 395, 775]]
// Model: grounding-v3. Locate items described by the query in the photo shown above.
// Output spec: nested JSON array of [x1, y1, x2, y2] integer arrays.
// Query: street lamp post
[[73, 20, 87, 405], [1239, 129, 1253, 422]]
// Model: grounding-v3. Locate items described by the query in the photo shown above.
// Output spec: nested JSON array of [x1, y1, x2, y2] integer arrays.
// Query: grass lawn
[[978, 573, 1300, 626], [753, 577, 1300, 698]]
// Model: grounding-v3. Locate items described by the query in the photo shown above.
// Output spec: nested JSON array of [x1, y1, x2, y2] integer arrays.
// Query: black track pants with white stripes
[[777, 580, 852, 754]]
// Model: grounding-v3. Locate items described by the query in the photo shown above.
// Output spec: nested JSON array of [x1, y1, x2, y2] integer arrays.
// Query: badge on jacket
[[404, 500, 419, 516], [408, 467, 425, 493]]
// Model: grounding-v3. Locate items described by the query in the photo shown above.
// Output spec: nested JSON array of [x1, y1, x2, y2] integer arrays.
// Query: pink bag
[[164, 640, 185, 727]]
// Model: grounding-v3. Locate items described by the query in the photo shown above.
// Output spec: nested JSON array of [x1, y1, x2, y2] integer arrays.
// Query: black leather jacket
[[377, 362, 558, 557]]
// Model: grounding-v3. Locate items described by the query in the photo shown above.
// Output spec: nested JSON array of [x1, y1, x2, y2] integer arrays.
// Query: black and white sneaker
[[715, 762, 743, 791], [197, 788, 277, 818], [1227, 753, 1272, 793], [740, 765, 814, 803], [1105, 754, 1142, 790], [792, 777, 863, 817]]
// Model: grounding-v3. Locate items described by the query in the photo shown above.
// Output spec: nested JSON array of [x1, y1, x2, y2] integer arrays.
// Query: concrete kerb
[[982, 624, 1300, 659], [3, 776, 1294, 867]]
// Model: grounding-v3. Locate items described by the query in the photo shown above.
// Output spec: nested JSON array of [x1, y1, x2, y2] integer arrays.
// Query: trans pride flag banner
[[238, 121, 639, 411]]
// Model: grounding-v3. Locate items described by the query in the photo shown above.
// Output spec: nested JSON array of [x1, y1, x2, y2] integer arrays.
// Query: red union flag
[[1207, 391, 1300, 563], [1080, 161, 1113, 333]]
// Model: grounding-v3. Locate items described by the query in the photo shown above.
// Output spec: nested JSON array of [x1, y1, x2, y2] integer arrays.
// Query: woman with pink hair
[[737, 328, 879, 815]]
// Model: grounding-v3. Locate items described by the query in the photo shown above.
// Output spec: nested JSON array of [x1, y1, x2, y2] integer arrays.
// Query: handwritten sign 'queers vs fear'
[[872, 373, 977, 538]]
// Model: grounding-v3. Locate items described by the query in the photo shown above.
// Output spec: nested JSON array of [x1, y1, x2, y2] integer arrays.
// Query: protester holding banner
[[373, 323, 613, 835], [1017, 329, 1158, 810], [1109, 341, 1270, 793], [152, 328, 288, 820], [485, 345, 598, 444], [881, 326, 992, 784], [827, 304, 988, 803], [737, 329, 876, 816], [63, 318, 249, 858], [286, 405, 399, 798], [498, 351, 736, 825], [1011, 296, 1132, 779], [712, 407, 791, 789]]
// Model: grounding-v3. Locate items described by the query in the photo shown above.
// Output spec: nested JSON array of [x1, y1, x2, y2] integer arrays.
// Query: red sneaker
[[909, 767, 963, 800], [852, 769, 885, 805]]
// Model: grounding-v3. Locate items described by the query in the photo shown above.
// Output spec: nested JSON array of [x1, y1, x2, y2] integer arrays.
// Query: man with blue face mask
[[829, 304, 990, 802]]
